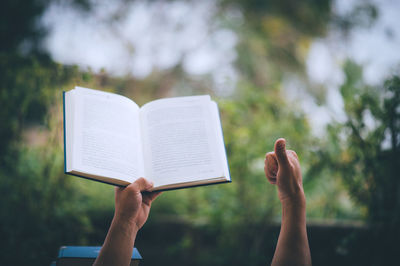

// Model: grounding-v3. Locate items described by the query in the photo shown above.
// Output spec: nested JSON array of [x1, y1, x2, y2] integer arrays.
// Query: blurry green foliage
[[332, 2, 378, 33], [308, 61, 400, 264], [0, 0, 49, 53], [222, 0, 332, 85], [222, 0, 332, 36], [312, 61, 400, 224], [0, 54, 76, 160], [0, 64, 119, 264], [0, 1, 107, 264]]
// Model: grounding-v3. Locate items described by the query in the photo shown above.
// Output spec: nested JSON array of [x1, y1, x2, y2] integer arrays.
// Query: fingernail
[[276, 139, 286, 151]]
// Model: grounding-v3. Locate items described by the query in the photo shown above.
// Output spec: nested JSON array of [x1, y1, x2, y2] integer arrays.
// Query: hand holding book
[[114, 178, 161, 230], [94, 177, 160, 266]]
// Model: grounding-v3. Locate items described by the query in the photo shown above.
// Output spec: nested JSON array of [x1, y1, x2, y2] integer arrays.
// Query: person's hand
[[265, 138, 305, 207], [114, 178, 161, 230], [266, 139, 311, 266]]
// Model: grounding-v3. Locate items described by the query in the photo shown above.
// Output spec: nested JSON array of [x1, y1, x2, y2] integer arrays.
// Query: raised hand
[[265, 138, 305, 206], [265, 138, 311, 266], [94, 178, 161, 266], [115, 178, 161, 230]]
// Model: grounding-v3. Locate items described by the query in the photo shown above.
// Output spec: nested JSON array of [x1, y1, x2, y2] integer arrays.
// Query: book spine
[[152, 180, 231, 192], [66, 172, 127, 187]]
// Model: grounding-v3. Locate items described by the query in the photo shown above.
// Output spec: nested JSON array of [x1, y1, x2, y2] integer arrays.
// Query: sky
[[301, 0, 400, 134], [41, 0, 400, 135], [307, 0, 400, 86]]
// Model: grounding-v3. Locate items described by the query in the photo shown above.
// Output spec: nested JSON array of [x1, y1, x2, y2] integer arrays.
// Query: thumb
[[274, 138, 289, 167], [133, 177, 154, 192]]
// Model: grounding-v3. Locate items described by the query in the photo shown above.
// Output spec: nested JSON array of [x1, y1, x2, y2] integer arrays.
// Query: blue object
[[58, 246, 142, 260]]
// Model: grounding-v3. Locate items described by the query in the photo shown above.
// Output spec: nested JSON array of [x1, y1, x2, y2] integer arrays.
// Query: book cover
[[57, 246, 142, 266]]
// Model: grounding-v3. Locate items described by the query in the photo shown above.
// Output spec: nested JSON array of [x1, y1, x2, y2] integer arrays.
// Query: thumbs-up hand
[[265, 138, 305, 207]]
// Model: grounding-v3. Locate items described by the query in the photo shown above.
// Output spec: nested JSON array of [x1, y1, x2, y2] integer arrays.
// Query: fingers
[[265, 139, 298, 185], [142, 191, 162, 205], [132, 177, 154, 192], [288, 150, 298, 160], [274, 138, 290, 167], [149, 191, 162, 201], [265, 152, 278, 184], [115, 186, 124, 193]]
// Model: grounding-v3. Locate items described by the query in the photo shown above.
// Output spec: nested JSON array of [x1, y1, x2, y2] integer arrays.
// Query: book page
[[71, 87, 144, 183], [210, 101, 231, 181], [140, 96, 224, 187], [65, 90, 75, 173]]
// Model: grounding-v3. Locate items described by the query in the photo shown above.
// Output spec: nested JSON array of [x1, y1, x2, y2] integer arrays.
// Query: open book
[[63, 87, 230, 191]]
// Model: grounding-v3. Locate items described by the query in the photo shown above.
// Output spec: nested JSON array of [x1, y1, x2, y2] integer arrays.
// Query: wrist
[[113, 214, 140, 234], [280, 195, 306, 229], [281, 196, 305, 208], [279, 185, 306, 207], [280, 193, 306, 215]]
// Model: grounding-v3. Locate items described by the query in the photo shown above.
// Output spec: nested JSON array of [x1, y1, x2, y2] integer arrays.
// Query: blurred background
[[1, 0, 399, 265]]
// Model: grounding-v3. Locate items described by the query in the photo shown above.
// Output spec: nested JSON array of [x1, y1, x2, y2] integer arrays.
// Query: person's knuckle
[[127, 184, 139, 193], [136, 177, 145, 183]]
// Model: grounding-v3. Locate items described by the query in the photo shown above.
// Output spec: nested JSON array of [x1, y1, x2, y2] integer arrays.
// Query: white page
[[140, 95, 224, 187], [210, 101, 230, 181], [65, 89, 75, 173], [71, 87, 144, 183]]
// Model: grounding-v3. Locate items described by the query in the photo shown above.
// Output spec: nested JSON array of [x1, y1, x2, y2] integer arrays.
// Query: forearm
[[93, 215, 138, 266], [272, 199, 311, 266]]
